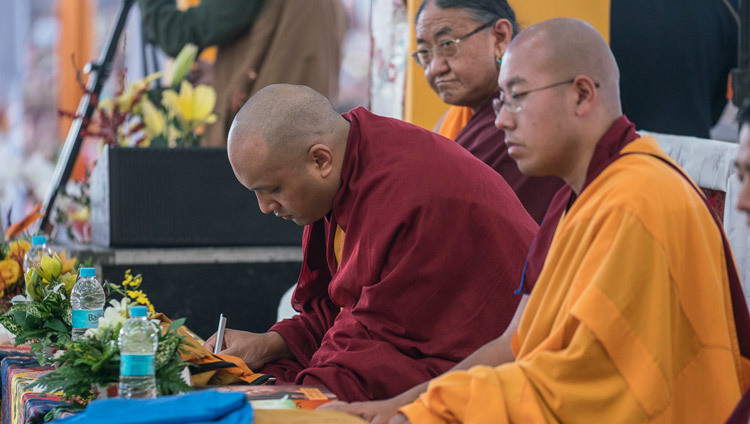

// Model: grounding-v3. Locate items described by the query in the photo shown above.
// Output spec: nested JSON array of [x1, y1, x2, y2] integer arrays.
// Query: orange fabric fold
[[436, 106, 472, 140]]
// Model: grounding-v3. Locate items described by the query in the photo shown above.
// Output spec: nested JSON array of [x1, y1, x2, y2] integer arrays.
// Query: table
[[0, 347, 61, 424], [0, 349, 366, 424]]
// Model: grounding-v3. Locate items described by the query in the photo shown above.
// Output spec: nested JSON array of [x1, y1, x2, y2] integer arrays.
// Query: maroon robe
[[261, 107, 538, 401], [455, 97, 564, 224]]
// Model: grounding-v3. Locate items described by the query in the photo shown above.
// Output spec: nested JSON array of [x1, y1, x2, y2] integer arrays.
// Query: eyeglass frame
[[411, 21, 494, 67], [492, 79, 600, 115]]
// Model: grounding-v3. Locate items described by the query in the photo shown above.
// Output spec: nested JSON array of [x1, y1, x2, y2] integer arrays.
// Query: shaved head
[[495, 18, 624, 192], [228, 84, 346, 165], [226, 84, 350, 226], [509, 17, 621, 115]]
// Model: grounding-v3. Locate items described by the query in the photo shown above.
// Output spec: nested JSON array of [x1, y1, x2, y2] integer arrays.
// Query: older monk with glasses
[[413, 0, 563, 224]]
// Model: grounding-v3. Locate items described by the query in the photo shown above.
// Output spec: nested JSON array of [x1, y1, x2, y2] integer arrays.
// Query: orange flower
[[58, 251, 77, 275], [0, 258, 21, 286], [3, 204, 44, 242]]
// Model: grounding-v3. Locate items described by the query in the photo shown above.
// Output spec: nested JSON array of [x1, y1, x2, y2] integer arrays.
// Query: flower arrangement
[[87, 44, 217, 148], [0, 205, 48, 314], [0, 239, 30, 312], [52, 44, 218, 241], [0, 248, 80, 363], [32, 270, 191, 410]]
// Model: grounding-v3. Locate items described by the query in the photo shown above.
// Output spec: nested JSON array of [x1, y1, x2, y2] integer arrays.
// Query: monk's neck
[[562, 142, 598, 195], [467, 92, 497, 114]]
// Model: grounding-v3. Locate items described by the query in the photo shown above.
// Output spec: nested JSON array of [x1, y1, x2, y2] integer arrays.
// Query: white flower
[[85, 298, 129, 340]]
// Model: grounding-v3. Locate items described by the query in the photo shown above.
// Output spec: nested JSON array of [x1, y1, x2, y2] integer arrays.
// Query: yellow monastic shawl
[[401, 137, 745, 423]]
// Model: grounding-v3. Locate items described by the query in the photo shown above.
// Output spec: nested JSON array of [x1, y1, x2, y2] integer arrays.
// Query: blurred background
[[0, 0, 372, 228]]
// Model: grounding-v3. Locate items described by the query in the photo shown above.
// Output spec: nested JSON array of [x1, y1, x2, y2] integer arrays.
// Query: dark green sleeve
[[137, 0, 267, 57]]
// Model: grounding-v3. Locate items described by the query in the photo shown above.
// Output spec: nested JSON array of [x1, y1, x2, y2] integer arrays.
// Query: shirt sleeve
[[137, 0, 267, 57]]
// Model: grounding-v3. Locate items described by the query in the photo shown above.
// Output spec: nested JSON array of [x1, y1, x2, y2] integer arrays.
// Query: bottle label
[[120, 354, 155, 376], [72, 309, 103, 329]]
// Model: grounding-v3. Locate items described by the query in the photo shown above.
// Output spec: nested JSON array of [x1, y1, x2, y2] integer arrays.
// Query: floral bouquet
[[33, 270, 191, 411], [88, 44, 217, 148], [0, 249, 79, 362], [0, 205, 52, 315], [0, 239, 30, 314], [53, 44, 218, 241]]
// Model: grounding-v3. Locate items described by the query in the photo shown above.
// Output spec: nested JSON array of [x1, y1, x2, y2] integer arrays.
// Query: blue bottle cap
[[79, 267, 96, 278], [130, 306, 148, 317], [31, 236, 47, 246]]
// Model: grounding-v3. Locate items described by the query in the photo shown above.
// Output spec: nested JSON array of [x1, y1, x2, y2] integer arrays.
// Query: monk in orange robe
[[391, 18, 750, 423]]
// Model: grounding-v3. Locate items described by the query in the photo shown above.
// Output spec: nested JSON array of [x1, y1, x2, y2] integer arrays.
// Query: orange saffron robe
[[401, 136, 748, 423]]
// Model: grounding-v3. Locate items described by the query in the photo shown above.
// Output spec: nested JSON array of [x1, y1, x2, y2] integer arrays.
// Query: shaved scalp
[[228, 84, 343, 165], [511, 17, 621, 115]]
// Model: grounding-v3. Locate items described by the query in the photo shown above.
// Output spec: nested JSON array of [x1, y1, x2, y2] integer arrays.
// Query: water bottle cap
[[79, 267, 96, 278], [31, 236, 47, 246], [130, 306, 148, 317]]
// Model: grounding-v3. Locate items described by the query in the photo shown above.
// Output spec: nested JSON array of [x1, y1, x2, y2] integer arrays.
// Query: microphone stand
[[37, 0, 135, 234]]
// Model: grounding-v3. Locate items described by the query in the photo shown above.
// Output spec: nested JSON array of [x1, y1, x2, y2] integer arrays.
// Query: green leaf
[[24, 314, 41, 329], [9, 309, 28, 328], [167, 317, 186, 333], [43, 318, 70, 333]]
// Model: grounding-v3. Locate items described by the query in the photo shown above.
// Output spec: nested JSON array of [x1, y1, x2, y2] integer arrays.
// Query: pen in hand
[[214, 313, 227, 355]]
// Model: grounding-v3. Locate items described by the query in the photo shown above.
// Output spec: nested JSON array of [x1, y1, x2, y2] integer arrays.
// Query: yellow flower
[[39, 255, 62, 282], [8, 240, 30, 262], [25, 269, 43, 301], [116, 72, 162, 112], [68, 206, 90, 223], [59, 272, 78, 295], [0, 259, 21, 286], [141, 99, 166, 138], [126, 289, 155, 315], [161, 81, 217, 132], [57, 251, 78, 275], [122, 270, 142, 289]]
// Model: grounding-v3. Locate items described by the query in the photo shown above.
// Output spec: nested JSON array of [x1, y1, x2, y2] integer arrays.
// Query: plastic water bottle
[[23, 235, 52, 271], [118, 305, 159, 399], [70, 267, 105, 340]]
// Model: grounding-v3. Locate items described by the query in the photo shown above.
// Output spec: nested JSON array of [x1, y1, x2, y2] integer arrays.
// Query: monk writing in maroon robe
[[204, 84, 538, 401]]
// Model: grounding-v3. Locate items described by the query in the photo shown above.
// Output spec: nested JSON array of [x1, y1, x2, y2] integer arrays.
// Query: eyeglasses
[[492, 79, 575, 115], [411, 21, 494, 67], [493, 79, 602, 115]]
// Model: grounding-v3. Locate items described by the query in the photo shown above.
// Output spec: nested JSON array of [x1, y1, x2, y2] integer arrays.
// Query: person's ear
[[308, 144, 334, 178], [572, 75, 598, 116], [492, 19, 513, 56]]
